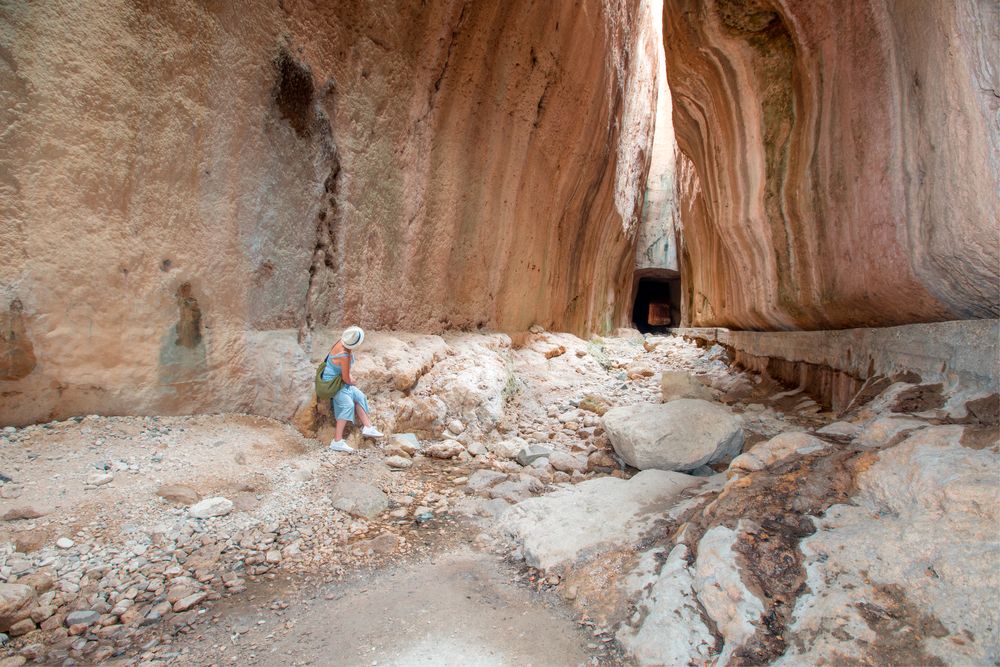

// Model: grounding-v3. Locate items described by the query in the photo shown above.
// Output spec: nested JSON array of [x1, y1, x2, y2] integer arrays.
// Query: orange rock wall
[[664, 0, 1000, 330], [0, 1, 658, 424]]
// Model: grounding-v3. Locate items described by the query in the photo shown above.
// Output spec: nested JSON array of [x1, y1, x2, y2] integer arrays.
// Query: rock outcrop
[[664, 0, 1000, 329], [0, 0, 660, 425]]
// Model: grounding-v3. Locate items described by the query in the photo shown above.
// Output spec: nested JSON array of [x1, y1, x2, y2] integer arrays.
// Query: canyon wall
[[0, 0, 659, 425], [635, 0, 679, 276], [664, 0, 1000, 330]]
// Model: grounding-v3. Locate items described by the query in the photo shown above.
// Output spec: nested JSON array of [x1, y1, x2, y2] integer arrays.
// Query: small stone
[[64, 611, 100, 627], [156, 484, 200, 505], [548, 451, 587, 474], [86, 472, 114, 487], [265, 550, 282, 564], [55, 537, 74, 549], [385, 456, 412, 470], [447, 419, 466, 435], [2, 507, 45, 522], [188, 497, 233, 519], [424, 441, 464, 459], [7, 619, 34, 637], [172, 592, 207, 612], [516, 444, 553, 467]]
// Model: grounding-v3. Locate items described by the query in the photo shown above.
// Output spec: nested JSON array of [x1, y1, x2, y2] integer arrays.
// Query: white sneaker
[[328, 439, 354, 453], [361, 425, 384, 439]]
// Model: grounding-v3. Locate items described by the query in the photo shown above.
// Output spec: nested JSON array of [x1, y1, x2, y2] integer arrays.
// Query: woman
[[323, 326, 383, 452]]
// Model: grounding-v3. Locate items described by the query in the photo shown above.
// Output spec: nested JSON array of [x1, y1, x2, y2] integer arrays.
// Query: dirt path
[[176, 545, 608, 667]]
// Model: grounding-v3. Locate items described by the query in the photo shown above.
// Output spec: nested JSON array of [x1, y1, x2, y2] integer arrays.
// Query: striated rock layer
[[0, 1, 659, 424], [664, 0, 1000, 330]]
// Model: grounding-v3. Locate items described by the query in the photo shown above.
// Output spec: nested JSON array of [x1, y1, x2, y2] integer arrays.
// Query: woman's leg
[[355, 403, 372, 428], [334, 418, 348, 440]]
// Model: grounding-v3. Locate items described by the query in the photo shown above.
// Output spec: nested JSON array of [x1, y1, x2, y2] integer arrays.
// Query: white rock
[[547, 451, 587, 474], [447, 419, 466, 435], [815, 421, 862, 438], [499, 469, 700, 570], [603, 400, 744, 471], [86, 472, 114, 486], [487, 437, 526, 460], [729, 432, 827, 473], [694, 525, 764, 664], [778, 425, 1000, 666], [188, 497, 233, 519], [618, 545, 715, 665], [856, 416, 927, 449], [55, 538, 74, 549], [385, 455, 412, 469]]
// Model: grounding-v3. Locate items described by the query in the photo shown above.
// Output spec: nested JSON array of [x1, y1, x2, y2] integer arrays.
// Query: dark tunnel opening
[[631, 272, 681, 333]]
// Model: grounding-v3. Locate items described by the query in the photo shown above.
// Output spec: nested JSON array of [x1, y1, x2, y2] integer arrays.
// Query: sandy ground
[[180, 547, 603, 667]]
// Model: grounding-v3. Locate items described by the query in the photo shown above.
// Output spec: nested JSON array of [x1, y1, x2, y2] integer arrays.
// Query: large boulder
[[603, 399, 743, 471]]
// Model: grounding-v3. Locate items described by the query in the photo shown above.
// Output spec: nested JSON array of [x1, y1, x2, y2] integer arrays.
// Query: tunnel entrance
[[631, 271, 681, 333]]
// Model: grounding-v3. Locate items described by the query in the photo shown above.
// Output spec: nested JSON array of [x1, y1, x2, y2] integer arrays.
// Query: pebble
[[55, 537, 74, 549], [64, 610, 99, 627]]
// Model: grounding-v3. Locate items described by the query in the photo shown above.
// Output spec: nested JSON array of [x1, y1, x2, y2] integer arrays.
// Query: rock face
[[0, 0, 660, 426], [779, 425, 1000, 665], [665, 0, 1000, 329], [603, 399, 743, 471]]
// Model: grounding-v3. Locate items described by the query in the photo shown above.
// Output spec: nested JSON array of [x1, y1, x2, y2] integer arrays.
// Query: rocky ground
[[1, 330, 997, 666]]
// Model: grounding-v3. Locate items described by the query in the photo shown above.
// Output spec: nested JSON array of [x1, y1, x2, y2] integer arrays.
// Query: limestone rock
[[487, 437, 526, 460], [729, 432, 827, 473], [86, 472, 114, 486], [1, 507, 45, 522], [694, 525, 764, 664], [660, 371, 713, 402], [330, 480, 388, 519], [515, 444, 552, 467], [578, 394, 613, 416], [466, 470, 507, 493], [603, 399, 744, 471], [499, 469, 700, 570], [385, 456, 412, 470], [393, 397, 447, 438], [64, 610, 100, 627], [617, 544, 715, 665], [424, 441, 464, 460], [665, 0, 999, 329], [389, 433, 420, 455], [547, 451, 587, 474], [188, 497, 233, 519], [0, 584, 35, 632], [816, 421, 862, 438], [156, 484, 200, 505], [779, 426, 1000, 665], [856, 416, 927, 449]]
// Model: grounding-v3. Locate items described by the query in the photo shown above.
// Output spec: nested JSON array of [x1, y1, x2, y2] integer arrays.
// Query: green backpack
[[315, 356, 345, 401]]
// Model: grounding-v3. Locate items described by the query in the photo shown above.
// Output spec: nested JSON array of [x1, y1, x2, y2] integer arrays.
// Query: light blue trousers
[[331, 385, 369, 422]]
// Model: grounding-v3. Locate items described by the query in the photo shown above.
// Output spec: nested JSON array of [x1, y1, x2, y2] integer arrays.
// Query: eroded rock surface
[[664, 0, 1000, 328]]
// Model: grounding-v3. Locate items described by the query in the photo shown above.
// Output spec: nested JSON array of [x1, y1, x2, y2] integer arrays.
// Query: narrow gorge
[[0, 0, 997, 665]]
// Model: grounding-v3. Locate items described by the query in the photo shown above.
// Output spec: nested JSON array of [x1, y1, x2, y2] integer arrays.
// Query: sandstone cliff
[[0, 0, 659, 425], [664, 0, 1000, 329]]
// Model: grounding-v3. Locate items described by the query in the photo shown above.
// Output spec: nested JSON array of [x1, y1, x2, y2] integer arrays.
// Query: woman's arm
[[337, 354, 354, 385]]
